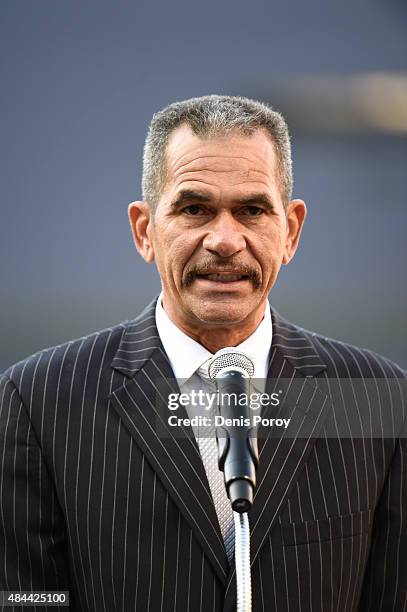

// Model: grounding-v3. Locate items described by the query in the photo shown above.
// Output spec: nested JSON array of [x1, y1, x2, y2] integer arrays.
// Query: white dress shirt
[[155, 293, 273, 562]]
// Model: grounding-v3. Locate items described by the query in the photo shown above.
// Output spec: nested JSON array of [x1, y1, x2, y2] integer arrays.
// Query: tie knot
[[196, 358, 211, 380]]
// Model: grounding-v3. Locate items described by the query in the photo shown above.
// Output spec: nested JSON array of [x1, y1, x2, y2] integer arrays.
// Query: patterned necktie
[[184, 361, 235, 563]]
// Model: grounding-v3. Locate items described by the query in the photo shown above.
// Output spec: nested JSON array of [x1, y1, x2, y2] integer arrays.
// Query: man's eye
[[244, 206, 265, 216], [182, 205, 204, 216]]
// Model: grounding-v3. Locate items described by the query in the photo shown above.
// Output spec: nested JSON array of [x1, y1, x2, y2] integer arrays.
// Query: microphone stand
[[208, 349, 258, 612], [234, 511, 252, 612]]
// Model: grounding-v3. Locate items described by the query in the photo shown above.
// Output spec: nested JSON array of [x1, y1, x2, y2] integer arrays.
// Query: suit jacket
[[0, 298, 406, 612]]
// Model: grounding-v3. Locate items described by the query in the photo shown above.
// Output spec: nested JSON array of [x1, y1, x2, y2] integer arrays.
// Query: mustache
[[183, 259, 261, 289]]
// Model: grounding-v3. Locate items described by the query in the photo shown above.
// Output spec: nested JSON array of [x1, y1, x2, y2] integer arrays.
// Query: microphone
[[208, 348, 259, 513]]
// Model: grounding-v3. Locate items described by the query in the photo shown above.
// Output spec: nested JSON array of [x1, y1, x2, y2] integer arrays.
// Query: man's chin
[[185, 295, 259, 326]]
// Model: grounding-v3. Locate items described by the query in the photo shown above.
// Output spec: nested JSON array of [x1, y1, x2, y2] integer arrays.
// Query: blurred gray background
[[1, 0, 406, 371]]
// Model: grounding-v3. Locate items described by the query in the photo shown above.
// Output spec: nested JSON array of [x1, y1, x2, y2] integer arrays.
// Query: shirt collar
[[155, 293, 272, 381]]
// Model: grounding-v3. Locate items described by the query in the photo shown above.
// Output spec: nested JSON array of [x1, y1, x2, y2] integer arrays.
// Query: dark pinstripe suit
[[1, 298, 406, 611]]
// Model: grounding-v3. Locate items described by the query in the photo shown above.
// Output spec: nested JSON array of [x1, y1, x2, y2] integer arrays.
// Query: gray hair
[[141, 95, 292, 208]]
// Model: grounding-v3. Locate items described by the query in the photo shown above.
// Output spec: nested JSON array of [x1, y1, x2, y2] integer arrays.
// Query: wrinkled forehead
[[163, 123, 279, 187]]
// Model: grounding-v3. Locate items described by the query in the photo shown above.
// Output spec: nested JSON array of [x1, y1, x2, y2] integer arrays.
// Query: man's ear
[[128, 201, 155, 263], [282, 199, 307, 264]]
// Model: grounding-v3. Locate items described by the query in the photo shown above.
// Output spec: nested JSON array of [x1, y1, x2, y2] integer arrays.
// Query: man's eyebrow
[[169, 190, 211, 210], [235, 193, 275, 210], [169, 190, 275, 211]]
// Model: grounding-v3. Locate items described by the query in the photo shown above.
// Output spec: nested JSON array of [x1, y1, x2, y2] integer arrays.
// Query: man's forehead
[[164, 123, 278, 182]]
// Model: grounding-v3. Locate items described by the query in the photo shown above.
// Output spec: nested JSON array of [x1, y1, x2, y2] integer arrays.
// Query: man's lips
[[195, 272, 249, 282], [183, 264, 261, 289]]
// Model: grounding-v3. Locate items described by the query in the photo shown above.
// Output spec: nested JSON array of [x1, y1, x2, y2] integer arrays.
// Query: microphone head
[[208, 347, 255, 379]]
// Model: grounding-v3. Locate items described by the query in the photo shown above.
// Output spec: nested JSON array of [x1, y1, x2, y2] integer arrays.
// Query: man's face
[[130, 125, 306, 333]]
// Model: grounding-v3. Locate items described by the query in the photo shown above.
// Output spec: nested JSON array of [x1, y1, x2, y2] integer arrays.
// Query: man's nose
[[202, 212, 246, 257]]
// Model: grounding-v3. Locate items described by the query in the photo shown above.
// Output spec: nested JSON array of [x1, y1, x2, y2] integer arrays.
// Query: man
[[0, 95, 405, 611]]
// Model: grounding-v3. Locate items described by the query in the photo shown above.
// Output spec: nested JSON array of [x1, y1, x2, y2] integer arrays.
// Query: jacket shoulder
[[1, 320, 129, 401], [303, 328, 406, 379]]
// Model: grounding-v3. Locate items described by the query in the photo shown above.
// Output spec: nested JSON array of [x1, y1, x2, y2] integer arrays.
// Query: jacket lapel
[[223, 309, 333, 611], [109, 299, 229, 585], [109, 298, 334, 604]]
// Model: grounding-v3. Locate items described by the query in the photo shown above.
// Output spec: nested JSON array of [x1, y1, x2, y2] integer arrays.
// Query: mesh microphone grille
[[208, 348, 255, 379]]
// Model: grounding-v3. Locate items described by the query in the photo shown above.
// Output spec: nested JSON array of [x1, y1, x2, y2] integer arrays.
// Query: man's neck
[[161, 298, 267, 353]]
